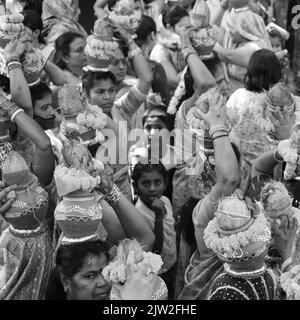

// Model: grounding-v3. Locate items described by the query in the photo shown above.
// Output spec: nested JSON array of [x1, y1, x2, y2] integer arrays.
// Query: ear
[[60, 273, 70, 293], [33, 29, 40, 38]]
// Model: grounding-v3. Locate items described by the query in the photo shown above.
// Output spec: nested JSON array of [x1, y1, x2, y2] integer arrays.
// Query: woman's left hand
[[269, 110, 295, 141], [113, 251, 158, 300], [0, 182, 17, 215], [178, 27, 192, 48], [95, 164, 114, 195]]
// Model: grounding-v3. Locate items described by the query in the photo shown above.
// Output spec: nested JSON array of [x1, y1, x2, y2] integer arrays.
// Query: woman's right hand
[[4, 28, 32, 60], [113, 251, 158, 300], [0, 182, 17, 215], [196, 88, 227, 128], [95, 164, 114, 195], [272, 215, 298, 261]]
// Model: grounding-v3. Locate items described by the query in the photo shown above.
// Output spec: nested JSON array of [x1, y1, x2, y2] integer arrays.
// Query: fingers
[[0, 181, 6, 189], [0, 185, 17, 201], [0, 199, 13, 214], [281, 215, 288, 231], [125, 251, 136, 280]]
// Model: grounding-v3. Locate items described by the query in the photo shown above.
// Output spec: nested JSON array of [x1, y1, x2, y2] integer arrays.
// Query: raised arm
[[43, 60, 69, 86], [192, 90, 241, 255], [179, 29, 216, 92], [94, 0, 108, 18], [14, 110, 54, 186], [213, 42, 258, 67], [252, 149, 279, 178], [5, 33, 33, 116], [96, 166, 155, 250], [116, 27, 153, 94], [210, 0, 230, 27]]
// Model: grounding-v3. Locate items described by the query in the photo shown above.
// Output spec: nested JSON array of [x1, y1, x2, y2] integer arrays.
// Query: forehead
[[91, 79, 115, 90], [144, 117, 167, 128], [79, 253, 108, 273], [70, 37, 86, 50], [34, 92, 52, 105], [176, 16, 191, 27], [139, 170, 164, 181]]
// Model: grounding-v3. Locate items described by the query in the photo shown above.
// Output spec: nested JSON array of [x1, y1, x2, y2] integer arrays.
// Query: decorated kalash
[[0, 151, 52, 300], [57, 84, 107, 149], [167, 0, 226, 116], [0, 14, 45, 87], [54, 138, 108, 245], [204, 191, 276, 300]]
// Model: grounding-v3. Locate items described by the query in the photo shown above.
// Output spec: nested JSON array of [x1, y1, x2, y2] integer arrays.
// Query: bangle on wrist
[[6, 56, 21, 66], [211, 130, 228, 139], [273, 148, 283, 163], [7, 62, 22, 73], [209, 125, 228, 137], [212, 134, 228, 141], [281, 257, 293, 273], [104, 184, 121, 206], [128, 47, 142, 59], [11, 108, 24, 122]]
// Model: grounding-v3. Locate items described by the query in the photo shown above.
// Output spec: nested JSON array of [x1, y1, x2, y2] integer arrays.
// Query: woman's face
[[109, 58, 127, 83], [33, 93, 56, 120], [88, 78, 116, 115], [143, 117, 168, 138], [173, 16, 191, 35], [66, 37, 88, 69], [65, 252, 111, 300]]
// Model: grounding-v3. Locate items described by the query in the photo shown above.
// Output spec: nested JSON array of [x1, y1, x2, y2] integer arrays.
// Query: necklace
[[224, 263, 266, 279]]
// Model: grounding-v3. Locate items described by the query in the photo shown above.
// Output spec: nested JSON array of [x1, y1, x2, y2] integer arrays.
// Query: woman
[[0, 0, 42, 15], [54, 32, 88, 84], [213, 6, 272, 93], [42, 0, 87, 46], [135, 15, 170, 105], [46, 239, 166, 300], [0, 93, 55, 299], [178, 91, 241, 300], [150, 5, 190, 91]]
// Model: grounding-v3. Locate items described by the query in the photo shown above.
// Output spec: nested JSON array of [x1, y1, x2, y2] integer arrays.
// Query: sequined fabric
[[208, 269, 277, 300], [0, 224, 52, 300]]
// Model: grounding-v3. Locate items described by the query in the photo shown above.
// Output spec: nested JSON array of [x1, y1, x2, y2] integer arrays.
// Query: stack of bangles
[[128, 44, 142, 60], [181, 46, 198, 63], [6, 56, 22, 73], [104, 184, 121, 206], [209, 125, 228, 141], [281, 257, 293, 273]]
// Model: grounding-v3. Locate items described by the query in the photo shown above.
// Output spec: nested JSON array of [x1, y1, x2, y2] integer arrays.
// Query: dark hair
[[142, 105, 173, 131], [0, 74, 10, 94], [162, 5, 189, 28], [244, 49, 282, 92], [53, 32, 84, 69], [135, 15, 157, 47], [46, 240, 110, 300], [131, 163, 168, 183], [30, 82, 52, 106], [82, 70, 116, 96], [22, 9, 45, 44]]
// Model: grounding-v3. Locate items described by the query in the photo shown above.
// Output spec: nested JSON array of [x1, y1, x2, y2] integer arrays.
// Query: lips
[[93, 290, 110, 300]]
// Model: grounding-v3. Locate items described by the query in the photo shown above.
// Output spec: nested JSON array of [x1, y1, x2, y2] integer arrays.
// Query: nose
[[96, 275, 107, 287], [118, 60, 125, 70], [149, 182, 156, 192], [48, 105, 56, 116], [103, 91, 110, 100]]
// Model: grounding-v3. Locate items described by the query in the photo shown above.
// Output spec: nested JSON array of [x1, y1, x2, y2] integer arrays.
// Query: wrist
[[103, 184, 121, 206], [6, 56, 21, 65]]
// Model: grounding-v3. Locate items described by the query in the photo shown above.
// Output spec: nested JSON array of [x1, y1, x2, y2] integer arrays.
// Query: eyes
[[141, 180, 163, 188], [95, 88, 115, 95], [84, 269, 104, 279]]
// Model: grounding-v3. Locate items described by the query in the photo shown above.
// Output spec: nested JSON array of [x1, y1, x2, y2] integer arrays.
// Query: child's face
[[270, 36, 282, 53], [136, 171, 166, 207]]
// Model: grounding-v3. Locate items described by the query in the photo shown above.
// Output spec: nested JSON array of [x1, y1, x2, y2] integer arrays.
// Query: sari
[[0, 224, 52, 300], [224, 7, 272, 93], [42, 0, 87, 46]]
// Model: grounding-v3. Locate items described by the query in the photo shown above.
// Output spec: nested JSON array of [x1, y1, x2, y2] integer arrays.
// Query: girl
[[131, 163, 176, 297]]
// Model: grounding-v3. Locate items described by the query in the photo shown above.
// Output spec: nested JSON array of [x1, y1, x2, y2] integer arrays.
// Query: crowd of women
[[1, 0, 300, 300]]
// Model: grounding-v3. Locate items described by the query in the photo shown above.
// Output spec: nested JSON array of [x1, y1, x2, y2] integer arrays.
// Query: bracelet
[[209, 125, 228, 137], [7, 62, 22, 73], [128, 47, 142, 59], [212, 134, 228, 141], [281, 257, 293, 273], [211, 131, 228, 140], [273, 148, 283, 163], [104, 184, 121, 206], [5, 56, 21, 66], [11, 108, 24, 122]]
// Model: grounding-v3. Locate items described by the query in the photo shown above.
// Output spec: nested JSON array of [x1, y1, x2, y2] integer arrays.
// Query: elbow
[[221, 174, 241, 193], [141, 232, 155, 252], [37, 136, 52, 151]]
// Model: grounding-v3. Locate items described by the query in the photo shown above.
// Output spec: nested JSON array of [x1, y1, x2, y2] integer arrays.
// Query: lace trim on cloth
[[9, 225, 43, 237]]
